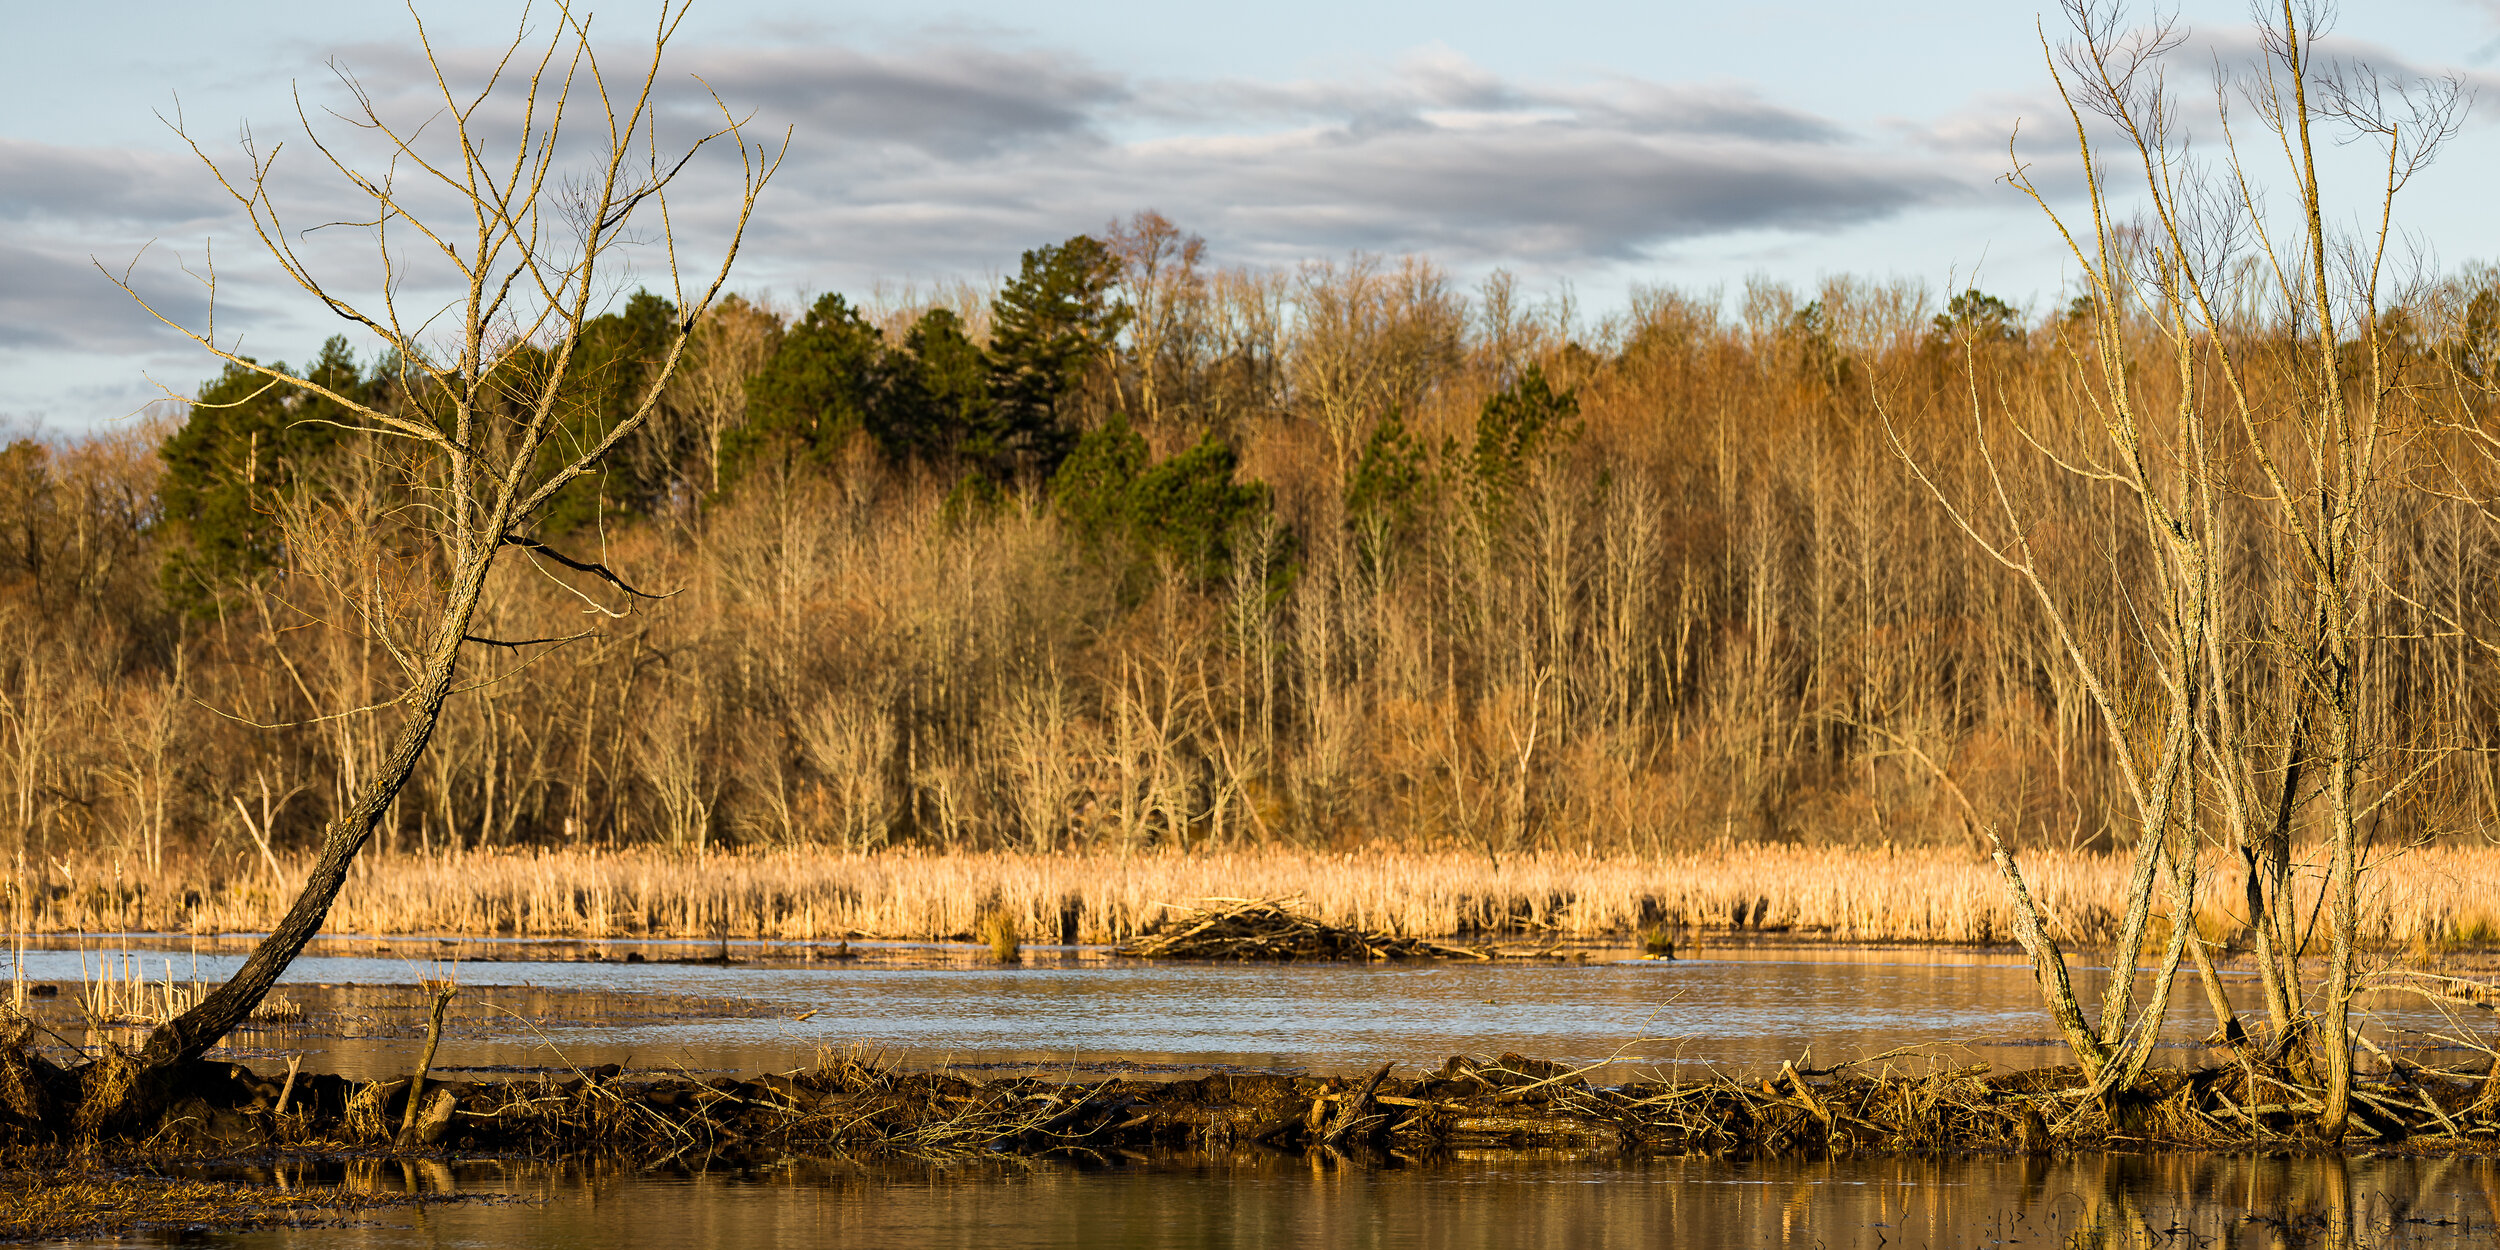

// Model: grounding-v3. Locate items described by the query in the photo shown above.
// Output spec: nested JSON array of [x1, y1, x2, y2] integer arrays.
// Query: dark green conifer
[[881, 307, 992, 465], [985, 236, 1128, 477], [725, 293, 890, 484], [157, 336, 364, 611], [1468, 364, 1578, 514], [537, 290, 680, 530]]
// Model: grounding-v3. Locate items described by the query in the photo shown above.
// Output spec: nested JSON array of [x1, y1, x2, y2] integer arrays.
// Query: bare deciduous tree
[[1106, 211, 1208, 434], [667, 293, 782, 499], [1896, 0, 2465, 1137], [1290, 255, 1465, 476], [75, 0, 781, 1110]]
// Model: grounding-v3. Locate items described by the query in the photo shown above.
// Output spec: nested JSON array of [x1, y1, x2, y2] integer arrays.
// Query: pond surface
[[17, 938, 2479, 1084], [19, 938, 2498, 1248], [63, 1151, 2500, 1249]]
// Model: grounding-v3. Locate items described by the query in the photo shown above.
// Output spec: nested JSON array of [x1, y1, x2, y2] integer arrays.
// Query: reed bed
[[20, 844, 2500, 950], [27, 954, 301, 1028]]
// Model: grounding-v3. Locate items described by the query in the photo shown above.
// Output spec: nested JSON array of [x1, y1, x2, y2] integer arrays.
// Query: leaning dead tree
[[1892, 0, 2465, 1139], [76, 0, 781, 1109]]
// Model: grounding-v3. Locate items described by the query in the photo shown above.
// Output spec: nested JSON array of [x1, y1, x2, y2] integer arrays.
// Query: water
[[20, 939, 2497, 1248], [62, 1152, 2500, 1249], [20, 939, 2472, 1083]]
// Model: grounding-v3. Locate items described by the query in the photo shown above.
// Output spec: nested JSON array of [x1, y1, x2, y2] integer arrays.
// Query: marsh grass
[[250, 994, 305, 1024], [16, 844, 2500, 951], [0, 1169, 396, 1241], [977, 909, 1022, 962], [76, 953, 203, 1026], [47, 953, 299, 1028]]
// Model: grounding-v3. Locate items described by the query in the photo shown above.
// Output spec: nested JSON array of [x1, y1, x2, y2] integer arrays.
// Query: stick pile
[[16, 1045, 2500, 1161], [1116, 899, 1515, 961]]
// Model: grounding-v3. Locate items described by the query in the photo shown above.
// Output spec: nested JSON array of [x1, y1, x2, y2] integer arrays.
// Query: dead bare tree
[[1895, 0, 2465, 1137], [77, 0, 782, 1110], [1289, 256, 1465, 477], [666, 293, 782, 499], [1105, 210, 1207, 433]]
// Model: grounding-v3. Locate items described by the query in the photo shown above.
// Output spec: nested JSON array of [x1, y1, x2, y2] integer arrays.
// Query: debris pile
[[1117, 899, 1507, 961], [13, 1045, 2500, 1161]]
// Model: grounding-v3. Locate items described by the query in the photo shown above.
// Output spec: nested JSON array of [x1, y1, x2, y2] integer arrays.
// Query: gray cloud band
[[0, 242, 221, 352], [1, 37, 1969, 378], [677, 41, 1964, 270]]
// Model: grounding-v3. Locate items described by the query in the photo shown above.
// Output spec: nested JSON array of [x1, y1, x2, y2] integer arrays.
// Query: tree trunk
[[2317, 678, 2361, 1137], [127, 554, 494, 1076]]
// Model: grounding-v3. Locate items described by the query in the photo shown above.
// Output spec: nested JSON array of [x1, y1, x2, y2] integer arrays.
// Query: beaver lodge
[[1116, 899, 1576, 961]]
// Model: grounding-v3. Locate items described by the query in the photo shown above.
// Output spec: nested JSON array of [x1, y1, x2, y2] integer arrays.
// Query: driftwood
[[1117, 899, 1554, 962]]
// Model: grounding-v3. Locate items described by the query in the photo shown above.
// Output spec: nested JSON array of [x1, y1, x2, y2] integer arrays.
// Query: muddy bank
[[12, 1047, 2500, 1164]]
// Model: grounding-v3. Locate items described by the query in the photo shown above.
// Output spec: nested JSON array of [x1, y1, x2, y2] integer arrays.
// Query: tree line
[[6, 215, 2500, 872]]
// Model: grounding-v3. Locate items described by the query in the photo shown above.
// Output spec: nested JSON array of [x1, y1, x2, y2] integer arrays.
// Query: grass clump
[[979, 909, 1021, 962]]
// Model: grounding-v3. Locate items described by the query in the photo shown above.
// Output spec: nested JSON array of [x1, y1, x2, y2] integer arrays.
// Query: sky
[[5, 0, 2499, 437]]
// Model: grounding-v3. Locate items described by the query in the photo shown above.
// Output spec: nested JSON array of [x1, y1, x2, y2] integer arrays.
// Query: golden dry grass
[[24, 844, 2500, 950], [0, 1170, 385, 1241]]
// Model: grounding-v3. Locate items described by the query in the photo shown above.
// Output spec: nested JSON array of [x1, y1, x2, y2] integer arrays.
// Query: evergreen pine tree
[[724, 293, 890, 484], [538, 290, 680, 530], [879, 307, 992, 465], [157, 336, 364, 610], [984, 236, 1128, 478]]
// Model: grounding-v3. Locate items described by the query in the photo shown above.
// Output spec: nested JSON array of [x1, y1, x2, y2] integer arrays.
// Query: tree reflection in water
[[188, 1150, 2497, 1250]]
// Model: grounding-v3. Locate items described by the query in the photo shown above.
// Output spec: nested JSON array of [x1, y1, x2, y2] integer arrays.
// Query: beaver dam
[[7, 1043, 2500, 1164], [6, 930, 2498, 1154], [9, 927, 2500, 1244]]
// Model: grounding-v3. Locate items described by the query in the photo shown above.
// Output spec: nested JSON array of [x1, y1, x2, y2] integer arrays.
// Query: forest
[[5, 211, 2499, 886]]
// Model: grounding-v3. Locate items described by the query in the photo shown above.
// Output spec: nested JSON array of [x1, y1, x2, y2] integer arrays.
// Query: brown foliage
[[4, 255, 2498, 892]]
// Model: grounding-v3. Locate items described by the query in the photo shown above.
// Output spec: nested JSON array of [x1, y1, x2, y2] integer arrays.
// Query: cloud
[[693, 40, 1967, 274], [0, 241, 218, 352], [1, 34, 1976, 426], [251, 36, 1967, 286], [1102, 123, 1955, 264], [1177, 49, 1850, 146], [312, 35, 1127, 164], [18, 36, 1970, 283], [678, 42, 1128, 159], [0, 139, 227, 226]]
